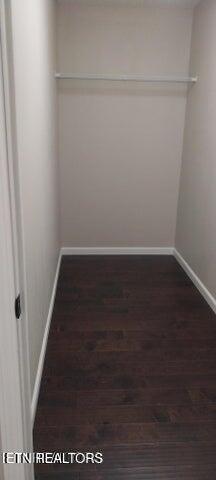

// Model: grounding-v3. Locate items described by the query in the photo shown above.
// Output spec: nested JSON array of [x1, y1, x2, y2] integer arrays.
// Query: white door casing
[[0, 1, 34, 479]]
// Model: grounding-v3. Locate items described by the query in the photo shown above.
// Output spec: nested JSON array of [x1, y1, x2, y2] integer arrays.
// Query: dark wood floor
[[34, 255, 216, 479]]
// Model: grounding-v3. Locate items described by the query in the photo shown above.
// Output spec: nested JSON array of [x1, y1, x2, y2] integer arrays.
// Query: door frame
[[0, 1, 34, 479]]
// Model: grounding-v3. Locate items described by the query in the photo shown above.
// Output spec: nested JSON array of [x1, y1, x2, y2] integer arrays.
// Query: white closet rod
[[55, 73, 198, 83]]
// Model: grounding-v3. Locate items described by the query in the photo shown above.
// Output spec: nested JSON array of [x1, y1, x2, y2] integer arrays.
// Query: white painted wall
[[10, 0, 60, 393], [176, 0, 216, 299], [57, 2, 193, 247]]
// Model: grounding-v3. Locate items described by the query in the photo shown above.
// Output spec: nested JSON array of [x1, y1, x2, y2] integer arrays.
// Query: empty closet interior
[[7, 0, 216, 478]]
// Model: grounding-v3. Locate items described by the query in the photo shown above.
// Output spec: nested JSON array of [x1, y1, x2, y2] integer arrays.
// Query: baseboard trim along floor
[[31, 250, 62, 424], [174, 249, 216, 315], [61, 247, 174, 256]]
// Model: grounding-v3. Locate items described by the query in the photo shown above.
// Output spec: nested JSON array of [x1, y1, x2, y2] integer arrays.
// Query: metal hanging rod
[[55, 73, 198, 84]]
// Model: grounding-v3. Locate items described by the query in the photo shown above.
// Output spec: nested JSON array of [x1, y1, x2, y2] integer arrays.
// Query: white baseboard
[[31, 250, 62, 424], [61, 247, 174, 256], [174, 249, 216, 314]]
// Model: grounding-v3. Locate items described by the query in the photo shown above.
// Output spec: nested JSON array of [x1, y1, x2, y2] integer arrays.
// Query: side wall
[[176, 0, 216, 299], [10, 0, 60, 394], [57, 2, 193, 248]]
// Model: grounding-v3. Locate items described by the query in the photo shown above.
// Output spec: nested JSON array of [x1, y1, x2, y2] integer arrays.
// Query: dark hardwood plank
[[39, 372, 216, 392], [36, 403, 216, 427], [47, 331, 216, 353], [34, 422, 216, 449], [38, 387, 192, 408], [35, 465, 216, 480], [35, 442, 216, 467]]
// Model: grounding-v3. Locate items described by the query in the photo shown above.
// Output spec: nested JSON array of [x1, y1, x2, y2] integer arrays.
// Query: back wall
[[57, 1, 193, 247]]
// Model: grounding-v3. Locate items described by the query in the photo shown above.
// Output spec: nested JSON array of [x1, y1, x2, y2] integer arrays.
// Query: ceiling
[[57, 0, 200, 7]]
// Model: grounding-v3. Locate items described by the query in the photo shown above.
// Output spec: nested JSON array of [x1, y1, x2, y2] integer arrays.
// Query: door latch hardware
[[15, 295, 21, 319]]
